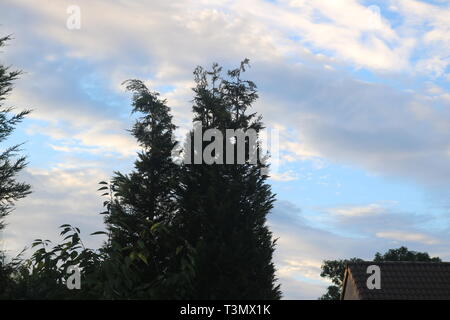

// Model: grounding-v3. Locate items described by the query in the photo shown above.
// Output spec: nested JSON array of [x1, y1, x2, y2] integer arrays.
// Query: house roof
[[342, 261, 450, 300]]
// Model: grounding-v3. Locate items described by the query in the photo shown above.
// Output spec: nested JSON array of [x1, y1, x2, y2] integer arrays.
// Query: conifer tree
[[101, 80, 194, 298], [105, 79, 178, 247], [176, 60, 281, 299], [0, 35, 31, 297], [0, 36, 31, 232]]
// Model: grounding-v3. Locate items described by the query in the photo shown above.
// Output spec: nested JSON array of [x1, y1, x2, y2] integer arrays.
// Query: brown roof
[[342, 261, 450, 300]]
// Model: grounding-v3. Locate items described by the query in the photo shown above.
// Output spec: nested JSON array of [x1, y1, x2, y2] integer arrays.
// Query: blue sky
[[1, 0, 450, 299]]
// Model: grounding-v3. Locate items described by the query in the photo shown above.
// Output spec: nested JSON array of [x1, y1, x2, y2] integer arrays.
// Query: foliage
[[98, 180, 196, 299], [0, 35, 31, 231], [373, 246, 441, 263], [6, 226, 103, 299]]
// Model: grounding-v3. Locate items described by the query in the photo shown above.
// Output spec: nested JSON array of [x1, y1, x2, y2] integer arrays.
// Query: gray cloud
[[249, 61, 450, 189]]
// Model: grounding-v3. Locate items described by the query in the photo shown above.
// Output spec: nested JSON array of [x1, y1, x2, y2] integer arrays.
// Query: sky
[[1, 0, 450, 299]]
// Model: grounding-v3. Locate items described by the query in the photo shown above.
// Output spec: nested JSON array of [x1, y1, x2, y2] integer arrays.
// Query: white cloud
[[277, 258, 323, 281], [329, 203, 386, 217], [270, 170, 299, 182], [2, 0, 450, 186], [392, 0, 450, 76], [278, 276, 326, 300], [376, 231, 441, 245], [2, 166, 108, 257]]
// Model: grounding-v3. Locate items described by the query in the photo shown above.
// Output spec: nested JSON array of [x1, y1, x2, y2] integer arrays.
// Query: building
[[341, 261, 450, 300]]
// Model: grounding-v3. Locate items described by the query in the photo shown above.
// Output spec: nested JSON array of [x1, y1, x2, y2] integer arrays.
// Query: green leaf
[[129, 252, 137, 261], [63, 234, 73, 241], [60, 227, 71, 236], [31, 241, 42, 248], [90, 231, 108, 236], [137, 253, 148, 265], [150, 222, 162, 232]]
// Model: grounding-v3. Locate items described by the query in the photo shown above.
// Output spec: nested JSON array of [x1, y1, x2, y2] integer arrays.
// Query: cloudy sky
[[1, 0, 450, 299]]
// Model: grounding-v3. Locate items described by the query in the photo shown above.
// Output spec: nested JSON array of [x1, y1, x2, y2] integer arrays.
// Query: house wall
[[343, 271, 360, 300]]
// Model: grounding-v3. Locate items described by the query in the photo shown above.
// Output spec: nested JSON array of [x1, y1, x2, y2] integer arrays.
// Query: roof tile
[[345, 261, 450, 300]]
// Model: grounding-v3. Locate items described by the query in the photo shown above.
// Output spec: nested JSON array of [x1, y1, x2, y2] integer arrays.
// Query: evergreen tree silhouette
[[176, 60, 281, 299]]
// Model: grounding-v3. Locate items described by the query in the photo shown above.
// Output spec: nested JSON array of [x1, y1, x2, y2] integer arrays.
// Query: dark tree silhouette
[[175, 61, 281, 299], [100, 80, 194, 298]]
